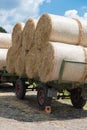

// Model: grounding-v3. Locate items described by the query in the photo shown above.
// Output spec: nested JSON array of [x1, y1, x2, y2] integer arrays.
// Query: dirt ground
[[0, 83, 87, 130]]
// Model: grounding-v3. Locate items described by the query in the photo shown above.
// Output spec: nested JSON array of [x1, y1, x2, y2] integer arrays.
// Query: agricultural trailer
[[0, 59, 87, 113]]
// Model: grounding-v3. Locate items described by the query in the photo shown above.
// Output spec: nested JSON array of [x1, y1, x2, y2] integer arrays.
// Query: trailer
[[0, 59, 87, 113]]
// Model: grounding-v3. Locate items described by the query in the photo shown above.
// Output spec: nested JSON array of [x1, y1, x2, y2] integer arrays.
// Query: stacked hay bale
[[35, 14, 87, 48], [38, 42, 87, 82], [6, 13, 87, 83], [6, 18, 37, 76], [25, 13, 87, 82], [0, 33, 11, 70], [15, 18, 37, 76], [22, 18, 37, 51], [6, 22, 25, 74], [26, 46, 41, 78]]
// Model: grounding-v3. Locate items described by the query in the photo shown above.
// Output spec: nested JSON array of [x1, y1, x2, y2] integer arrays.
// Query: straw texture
[[15, 47, 26, 76], [79, 19, 87, 46], [6, 14, 87, 83], [38, 42, 85, 82], [35, 13, 87, 48], [12, 22, 25, 52], [35, 14, 79, 49], [22, 18, 37, 51], [6, 22, 25, 73], [6, 47, 21, 73], [25, 46, 39, 78], [0, 33, 11, 49], [81, 47, 87, 81]]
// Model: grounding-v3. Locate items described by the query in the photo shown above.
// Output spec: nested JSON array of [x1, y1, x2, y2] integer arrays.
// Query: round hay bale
[[15, 47, 27, 76], [12, 22, 25, 52], [0, 33, 12, 49], [6, 47, 22, 74], [0, 49, 8, 70], [38, 42, 86, 82], [35, 13, 79, 49], [25, 46, 39, 78], [79, 19, 87, 46], [35, 13, 87, 48], [22, 18, 37, 51]]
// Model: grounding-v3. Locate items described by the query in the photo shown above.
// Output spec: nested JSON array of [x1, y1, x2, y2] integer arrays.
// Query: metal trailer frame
[[36, 59, 87, 113], [0, 59, 87, 113], [0, 66, 18, 84]]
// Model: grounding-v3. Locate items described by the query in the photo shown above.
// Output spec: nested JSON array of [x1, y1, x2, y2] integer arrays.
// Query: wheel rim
[[38, 90, 45, 105]]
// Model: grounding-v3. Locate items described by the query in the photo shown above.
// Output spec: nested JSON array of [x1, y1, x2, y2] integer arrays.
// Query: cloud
[[64, 9, 87, 20], [84, 13, 87, 19], [0, 0, 51, 33], [64, 10, 79, 18]]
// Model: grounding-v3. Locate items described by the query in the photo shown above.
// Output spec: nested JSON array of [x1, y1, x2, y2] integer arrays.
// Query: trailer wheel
[[15, 78, 26, 99], [37, 84, 52, 111], [70, 88, 86, 109]]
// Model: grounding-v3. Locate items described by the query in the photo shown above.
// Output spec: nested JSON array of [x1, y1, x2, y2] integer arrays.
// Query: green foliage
[[0, 27, 7, 33]]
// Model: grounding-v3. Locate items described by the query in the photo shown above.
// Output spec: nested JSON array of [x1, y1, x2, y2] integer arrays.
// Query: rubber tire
[[15, 78, 26, 100], [70, 88, 86, 109], [37, 84, 52, 110]]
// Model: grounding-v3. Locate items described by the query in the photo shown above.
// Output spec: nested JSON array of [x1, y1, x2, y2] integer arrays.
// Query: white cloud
[[64, 10, 79, 18], [84, 13, 87, 18], [0, 0, 51, 33], [64, 9, 87, 20]]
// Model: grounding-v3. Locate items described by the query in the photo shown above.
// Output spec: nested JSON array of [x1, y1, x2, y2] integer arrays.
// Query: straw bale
[[6, 22, 24, 74], [0, 33, 12, 49], [73, 18, 87, 46], [25, 46, 40, 78], [38, 42, 85, 82], [73, 18, 83, 45], [0, 49, 8, 70], [78, 19, 87, 46], [12, 22, 25, 52], [15, 47, 27, 76], [6, 47, 22, 74], [22, 18, 37, 51], [35, 13, 87, 48], [35, 13, 80, 49], [81, 47, 87, 81]]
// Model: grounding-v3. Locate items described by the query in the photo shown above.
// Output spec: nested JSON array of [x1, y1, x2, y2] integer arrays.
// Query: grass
[[85, 102, 87, 108]]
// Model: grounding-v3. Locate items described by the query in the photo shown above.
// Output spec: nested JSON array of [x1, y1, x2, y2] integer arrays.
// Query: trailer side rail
[[58, 59, 87, 84]]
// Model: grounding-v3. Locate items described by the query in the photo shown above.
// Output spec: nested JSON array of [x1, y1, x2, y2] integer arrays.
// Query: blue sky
[[0, 0, 87, 32], [40, 0, 87, 16]]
